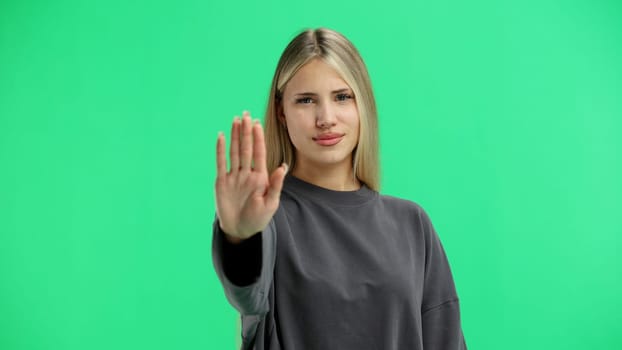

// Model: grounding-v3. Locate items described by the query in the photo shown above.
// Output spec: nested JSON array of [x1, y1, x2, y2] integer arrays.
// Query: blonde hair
[[264, 28, 380, 191]]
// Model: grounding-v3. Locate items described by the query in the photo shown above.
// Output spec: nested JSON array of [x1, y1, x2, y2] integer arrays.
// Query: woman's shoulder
[[378, 192, 425, 212], [376, 193, 436, 228]]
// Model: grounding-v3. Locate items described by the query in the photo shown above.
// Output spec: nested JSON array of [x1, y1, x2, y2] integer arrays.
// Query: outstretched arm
[[212, 111, 286, 316]]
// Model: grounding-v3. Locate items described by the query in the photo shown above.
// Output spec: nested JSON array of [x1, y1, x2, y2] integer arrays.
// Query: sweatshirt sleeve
[[212, 215, 277, 316], [418, 207, 467, 350]]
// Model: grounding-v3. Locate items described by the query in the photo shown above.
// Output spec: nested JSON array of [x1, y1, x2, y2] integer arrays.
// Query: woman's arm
[[212, 215, 277, 316], [212, 111, 287, 315], [419, 207, 467, 349]]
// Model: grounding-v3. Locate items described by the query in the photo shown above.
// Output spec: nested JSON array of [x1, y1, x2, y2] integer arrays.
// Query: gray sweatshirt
[[212, 175, 466, 349]]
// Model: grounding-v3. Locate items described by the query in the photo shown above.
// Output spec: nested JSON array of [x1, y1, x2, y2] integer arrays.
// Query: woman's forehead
[[285, 60, 351, 95]]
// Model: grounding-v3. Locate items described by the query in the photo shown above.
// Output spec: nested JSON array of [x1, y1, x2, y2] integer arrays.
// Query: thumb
[[266, 163, 288, 204]]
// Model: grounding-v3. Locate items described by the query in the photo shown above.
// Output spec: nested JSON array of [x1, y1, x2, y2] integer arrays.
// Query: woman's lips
[[313, 133, 344, 146]]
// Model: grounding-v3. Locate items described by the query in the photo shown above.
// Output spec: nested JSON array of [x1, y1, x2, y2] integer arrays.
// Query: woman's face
[[280, 58, 360, 172]]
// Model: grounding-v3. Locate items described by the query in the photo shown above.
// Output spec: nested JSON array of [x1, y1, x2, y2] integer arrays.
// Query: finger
[[216, 132, 227, 177], [229, 116, 240, 172], [240, 111, 253, 170], [266, 163, 288, 204], [252, 119, 267, 173]]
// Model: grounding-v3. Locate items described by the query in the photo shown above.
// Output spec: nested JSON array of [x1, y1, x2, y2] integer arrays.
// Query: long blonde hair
[[264, 28, 380, 191]]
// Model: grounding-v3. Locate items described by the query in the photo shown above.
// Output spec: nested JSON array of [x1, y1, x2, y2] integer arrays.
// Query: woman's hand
[[215, 111, 288, 244]]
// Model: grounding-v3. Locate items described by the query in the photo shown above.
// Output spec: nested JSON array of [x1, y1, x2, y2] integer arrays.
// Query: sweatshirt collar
[[283, 174, 377, 207]]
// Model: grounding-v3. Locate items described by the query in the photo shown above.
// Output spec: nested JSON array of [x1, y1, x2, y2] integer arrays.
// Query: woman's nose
[[316, 102, 337, 129]]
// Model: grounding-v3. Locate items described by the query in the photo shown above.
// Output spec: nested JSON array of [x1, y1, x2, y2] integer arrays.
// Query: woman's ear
[[276, 103, 286, 127]]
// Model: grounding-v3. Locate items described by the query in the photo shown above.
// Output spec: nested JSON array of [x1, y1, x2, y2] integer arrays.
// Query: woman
[[213, 28, 466, 349]]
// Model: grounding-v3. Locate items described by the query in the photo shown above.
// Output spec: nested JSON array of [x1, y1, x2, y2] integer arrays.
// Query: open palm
[[215, 111, 288, 243]]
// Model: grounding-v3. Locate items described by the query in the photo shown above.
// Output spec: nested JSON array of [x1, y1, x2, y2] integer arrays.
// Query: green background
[[1, 0, 620, 349]]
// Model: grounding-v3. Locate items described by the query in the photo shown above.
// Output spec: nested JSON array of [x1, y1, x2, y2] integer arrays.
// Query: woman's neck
[[291, 161, 361, 191]]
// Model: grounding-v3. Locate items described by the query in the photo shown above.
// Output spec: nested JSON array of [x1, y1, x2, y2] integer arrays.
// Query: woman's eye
[[295, 97, 314, 104], [336, 93, 353, 102]]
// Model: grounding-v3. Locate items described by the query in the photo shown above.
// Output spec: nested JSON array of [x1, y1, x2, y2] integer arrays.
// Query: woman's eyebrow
[[294, 88, 351, 96], [331, 88, 351, 94]]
